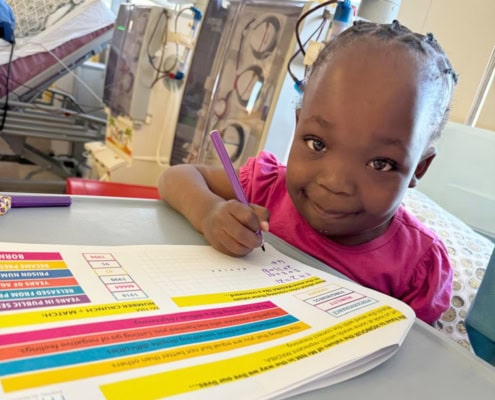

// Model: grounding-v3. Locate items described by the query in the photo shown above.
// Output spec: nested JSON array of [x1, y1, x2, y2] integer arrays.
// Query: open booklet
[[0, 241, 415, 400]]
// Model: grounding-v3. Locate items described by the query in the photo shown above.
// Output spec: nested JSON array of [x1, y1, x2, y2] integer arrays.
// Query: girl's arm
[[158, 164, 269, 256]]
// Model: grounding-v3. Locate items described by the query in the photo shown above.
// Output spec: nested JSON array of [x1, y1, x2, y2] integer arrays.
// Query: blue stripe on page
[[0, 315, 299, 376], [0, 269, 73, 280]]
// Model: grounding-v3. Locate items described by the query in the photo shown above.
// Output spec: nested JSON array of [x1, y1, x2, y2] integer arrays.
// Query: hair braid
[[306, 20, 458, 143]]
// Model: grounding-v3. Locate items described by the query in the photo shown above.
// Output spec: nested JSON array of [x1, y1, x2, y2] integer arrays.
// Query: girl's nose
[[315, 158, 355, 195]]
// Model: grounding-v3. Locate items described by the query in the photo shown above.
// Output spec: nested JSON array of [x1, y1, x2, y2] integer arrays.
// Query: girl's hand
[[201, 200, 270, 256]]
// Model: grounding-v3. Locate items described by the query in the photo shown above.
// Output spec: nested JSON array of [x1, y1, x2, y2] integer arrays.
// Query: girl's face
[[286, 40, 434, 246]]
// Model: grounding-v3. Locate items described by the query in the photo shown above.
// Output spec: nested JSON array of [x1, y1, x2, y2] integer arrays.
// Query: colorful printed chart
[[0, 251, 90, 311], [0, 243, 415, 400]]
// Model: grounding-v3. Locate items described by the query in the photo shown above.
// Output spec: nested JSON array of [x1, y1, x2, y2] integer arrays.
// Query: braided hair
[[306, 20, 458, 144]]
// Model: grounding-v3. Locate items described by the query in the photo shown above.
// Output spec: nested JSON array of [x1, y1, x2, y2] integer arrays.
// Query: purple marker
[[210, 130, 265, 251], [10, 195, 72, 208]]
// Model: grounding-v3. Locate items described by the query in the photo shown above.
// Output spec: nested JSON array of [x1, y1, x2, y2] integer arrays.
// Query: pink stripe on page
[[0, 252, 63, 261], [0, 301, 278, 345]]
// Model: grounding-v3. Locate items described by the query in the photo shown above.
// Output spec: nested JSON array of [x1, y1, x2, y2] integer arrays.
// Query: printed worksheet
[[0, 242, 415, 400]]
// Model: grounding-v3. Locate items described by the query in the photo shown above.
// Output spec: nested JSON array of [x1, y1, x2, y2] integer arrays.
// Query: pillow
[[402, 189, 494, 352], [6, 0, 86, 39]]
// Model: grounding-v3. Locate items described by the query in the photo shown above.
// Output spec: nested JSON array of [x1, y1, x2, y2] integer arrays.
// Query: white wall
[[398, 0, 495, 131], [417, 122, 495, 238]]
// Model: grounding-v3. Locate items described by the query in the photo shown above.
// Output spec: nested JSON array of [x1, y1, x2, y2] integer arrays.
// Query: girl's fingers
[[259, 220, 270, 232]]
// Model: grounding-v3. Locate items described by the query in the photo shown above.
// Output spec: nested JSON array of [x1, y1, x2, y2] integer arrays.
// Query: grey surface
[[2, 195, 206, 246], [1, 194, 495, 399]]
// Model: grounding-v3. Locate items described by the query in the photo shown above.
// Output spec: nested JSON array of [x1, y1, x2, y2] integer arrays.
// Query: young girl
[[159, 20, 457, 324]]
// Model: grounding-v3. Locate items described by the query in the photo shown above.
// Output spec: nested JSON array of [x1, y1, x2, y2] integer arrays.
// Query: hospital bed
[[0, 0, 115, 191]]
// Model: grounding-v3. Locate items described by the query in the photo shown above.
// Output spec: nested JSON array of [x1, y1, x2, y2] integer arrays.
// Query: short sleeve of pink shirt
[[240, 151, 453, 324]]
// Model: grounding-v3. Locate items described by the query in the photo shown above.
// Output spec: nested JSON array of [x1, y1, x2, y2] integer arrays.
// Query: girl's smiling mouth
[[304, 194, 361, 220]]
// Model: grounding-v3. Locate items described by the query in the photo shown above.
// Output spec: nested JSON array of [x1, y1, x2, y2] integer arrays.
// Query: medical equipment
[[83, 0, 306, 185], [0, 0, 115, 191], [81, 1, 206, 185], [83, 0, 403, 186], [357, 0, 401, 24]]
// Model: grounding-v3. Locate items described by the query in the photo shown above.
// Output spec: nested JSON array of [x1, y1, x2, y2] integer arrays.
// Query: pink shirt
[[240, 151, 453, 323]]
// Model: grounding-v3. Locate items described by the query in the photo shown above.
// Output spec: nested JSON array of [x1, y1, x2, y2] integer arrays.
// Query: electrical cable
[[0, 0, 16, 130], [149, 6, 197, 86], [287, 16, 327, 87], [294, 0, 337, 56], [0, 77, 106, 115], [236, 18, 256, 69], [147, 9, 171, 75], [233, 64, 264, 107], [0, 80, 106, 117], [315, 13, 328, 42], [236, 15, 281, 69], [29, 41, 104, 104], [249, 15, 281, 60], [213, 89, 233, 120], [0, 39, 14, 131], [288, 0, 337, 89], [219, 122, 245, 163]]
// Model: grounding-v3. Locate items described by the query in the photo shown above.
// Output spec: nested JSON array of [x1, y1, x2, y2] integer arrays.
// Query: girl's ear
[[408, 147, 436, 188]]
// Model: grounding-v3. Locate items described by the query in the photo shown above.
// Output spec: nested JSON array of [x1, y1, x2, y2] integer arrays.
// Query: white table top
[[1, 194, 495, 399]]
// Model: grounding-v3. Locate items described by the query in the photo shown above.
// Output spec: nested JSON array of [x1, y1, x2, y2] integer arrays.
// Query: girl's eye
[[305, 138, 326, 152], [367, 159, 397, 171]]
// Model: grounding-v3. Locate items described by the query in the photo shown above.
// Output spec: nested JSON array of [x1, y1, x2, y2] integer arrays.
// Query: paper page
[[0, 242, 415, 400]]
